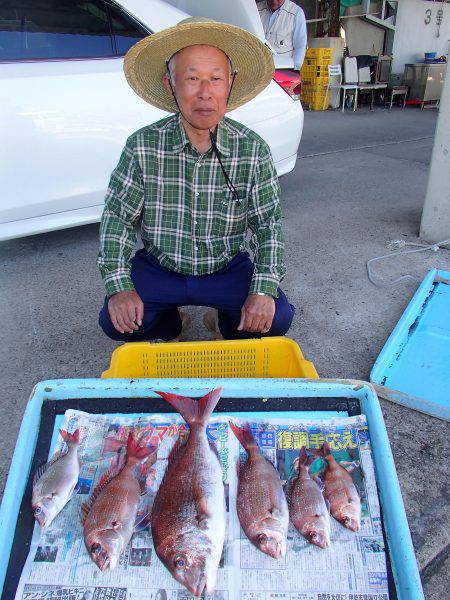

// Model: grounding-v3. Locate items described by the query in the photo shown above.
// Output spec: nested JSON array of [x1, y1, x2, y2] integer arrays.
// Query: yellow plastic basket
[[101, 337, 318, 379], [305, 48, 333, 60]]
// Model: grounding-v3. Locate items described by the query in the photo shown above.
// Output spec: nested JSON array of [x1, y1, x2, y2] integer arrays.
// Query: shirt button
[[195, 192, 199, 197], [195, 246, 199, 251], [194, 220, 198, 225]]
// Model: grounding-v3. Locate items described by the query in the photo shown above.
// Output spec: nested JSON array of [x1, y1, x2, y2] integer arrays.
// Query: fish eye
[[173, 553, 189, 570], [91, 543, 102, 555], [34, 507, 42, 515], [257, 533, 268, 545]]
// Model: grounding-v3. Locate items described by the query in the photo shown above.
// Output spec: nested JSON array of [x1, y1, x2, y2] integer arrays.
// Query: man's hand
[[238, 294, 275, 334], [108, 290, 144, 334]]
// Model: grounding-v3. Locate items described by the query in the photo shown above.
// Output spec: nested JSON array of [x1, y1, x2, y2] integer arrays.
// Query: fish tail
[[311, 442, 331, 460], [229, 422, 258, 452], [126, 432, 158, 464], [59, 428, 80, 445], [155, 387, 223, 426], [298, 446, 309, 466]]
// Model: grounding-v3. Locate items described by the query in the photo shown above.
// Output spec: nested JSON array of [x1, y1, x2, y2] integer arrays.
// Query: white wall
[[342, 5, 386, 55], [392, 0, 450, 74]]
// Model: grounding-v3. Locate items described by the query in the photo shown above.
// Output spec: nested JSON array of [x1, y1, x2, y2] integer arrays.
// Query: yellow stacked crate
[[305, 48, 333, 60], [301, 48, 333, 110]]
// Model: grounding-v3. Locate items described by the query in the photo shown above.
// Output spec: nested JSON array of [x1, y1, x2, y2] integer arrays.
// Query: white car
[[0, 0, 303, 241]]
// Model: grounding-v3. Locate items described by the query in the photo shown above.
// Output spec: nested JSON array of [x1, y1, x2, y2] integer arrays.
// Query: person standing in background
[[257, 0, 307, 71]]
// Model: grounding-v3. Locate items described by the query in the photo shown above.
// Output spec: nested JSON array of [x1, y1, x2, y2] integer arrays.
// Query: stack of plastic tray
[[301, 48, 332, 110]]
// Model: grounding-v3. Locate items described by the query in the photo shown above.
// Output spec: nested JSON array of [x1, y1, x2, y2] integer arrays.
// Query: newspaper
[[15, 409, 390, 600]]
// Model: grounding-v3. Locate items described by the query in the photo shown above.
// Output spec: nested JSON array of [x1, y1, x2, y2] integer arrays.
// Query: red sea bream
[[151, 388, 226, 598]]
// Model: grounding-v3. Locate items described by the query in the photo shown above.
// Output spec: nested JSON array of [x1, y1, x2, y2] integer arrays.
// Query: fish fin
[[269, 506, 284, 519], [69, 480, 81, 499], [104, 436, 127, 454], [167, 435, 186, 467], [309, 446, 325, 458], [134, 511, 152, 532], [229, 421, 258, 453], [134, 499, 152, 532], [59, 428, 80, 446], [136, 460, 156, 496], [283, 477, 295, 506], [208, 440, 221, 463], [33, 450, 66, 486], [155, 387, 223, 426], [298, 446, 309, 466], [312, 475, 325, 491], [81, 500, 90, 525], [312, 475, 324, 489], [115, 446, 127, 470], [310, 444, 333, 464], [304, 447, 318, 467], [81, 465, 120, 521], [192, 475, 211, 524], [197, 495, 209, 518], [126, 431, 158, 464], [138, 477, 147, 496]]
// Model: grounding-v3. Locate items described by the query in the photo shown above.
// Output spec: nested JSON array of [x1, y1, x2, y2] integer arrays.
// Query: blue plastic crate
[[371, 269, 450, 421], [0, 378, 423, 599]]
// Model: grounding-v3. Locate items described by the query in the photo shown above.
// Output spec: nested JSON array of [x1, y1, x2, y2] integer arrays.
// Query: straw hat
[[123, 17, 274, 113]]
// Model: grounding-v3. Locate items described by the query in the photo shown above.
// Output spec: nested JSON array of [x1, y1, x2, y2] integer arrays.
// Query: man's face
[[163, 44, 233, 131], [268, 0, 285, 10]]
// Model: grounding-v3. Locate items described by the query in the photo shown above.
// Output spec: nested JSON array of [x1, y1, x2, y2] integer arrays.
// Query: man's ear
[[162, 73, 173, 95]]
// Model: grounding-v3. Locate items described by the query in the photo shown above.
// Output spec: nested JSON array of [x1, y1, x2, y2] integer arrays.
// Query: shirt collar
[[171, 112, 231, 157], [171, 112, 190, 154], [267, 1, 284, 14], [214, 119, 231, 157]]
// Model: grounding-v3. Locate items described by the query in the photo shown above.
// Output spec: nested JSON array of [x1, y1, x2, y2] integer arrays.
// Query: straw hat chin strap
[[165, 62, 241, 203]]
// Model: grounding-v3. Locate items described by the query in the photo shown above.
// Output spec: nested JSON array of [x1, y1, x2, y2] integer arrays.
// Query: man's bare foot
[[203, 309, 224, 340], [169, 309, 191, 342]]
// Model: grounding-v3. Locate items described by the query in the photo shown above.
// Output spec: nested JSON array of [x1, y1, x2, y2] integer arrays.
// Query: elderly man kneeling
[[97, 18, 295, 342]]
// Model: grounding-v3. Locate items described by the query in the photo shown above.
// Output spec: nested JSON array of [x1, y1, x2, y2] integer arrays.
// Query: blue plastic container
[[371, 269, 450, 420], [0, 378, 424, 599]]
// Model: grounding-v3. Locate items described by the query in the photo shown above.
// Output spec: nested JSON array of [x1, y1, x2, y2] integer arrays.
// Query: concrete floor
[[1, 107, 449, 597]]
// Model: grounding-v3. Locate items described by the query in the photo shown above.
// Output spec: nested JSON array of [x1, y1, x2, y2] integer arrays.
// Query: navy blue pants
[[99, 250, 294, 341]]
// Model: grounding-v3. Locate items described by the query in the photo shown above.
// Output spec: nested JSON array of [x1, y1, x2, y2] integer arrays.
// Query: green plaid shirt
[[98, 113, 285, 298]]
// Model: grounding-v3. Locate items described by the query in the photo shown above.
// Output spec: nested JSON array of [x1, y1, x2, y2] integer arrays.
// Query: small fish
[[82, 431, 157, 572], [32, 429, 80, 528], [230, 422, 289, 559], [152, 388, 225, 598], [315, 442, 361, 532], [285, 447, 330, 549]]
